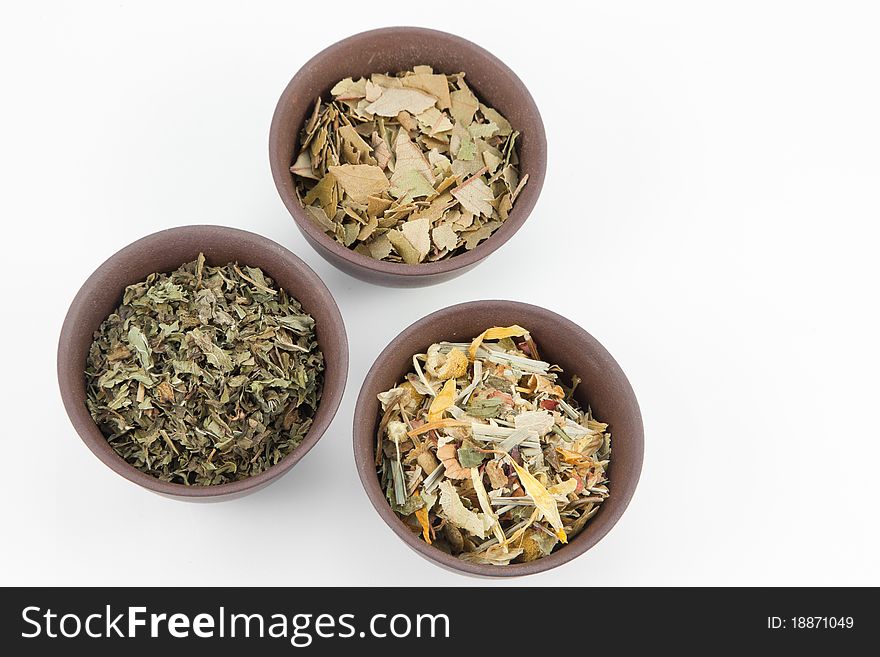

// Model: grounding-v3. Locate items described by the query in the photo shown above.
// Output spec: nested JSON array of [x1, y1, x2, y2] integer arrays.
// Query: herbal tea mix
[[291, 66, 528, 264], [375, 326, 611, 565], [85, 254, 324, 485]]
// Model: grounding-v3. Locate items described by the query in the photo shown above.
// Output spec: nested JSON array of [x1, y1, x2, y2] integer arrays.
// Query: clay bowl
[[58, 225, 348, 500], [354, 300, 643, 576], [269, 26, 547, 287]]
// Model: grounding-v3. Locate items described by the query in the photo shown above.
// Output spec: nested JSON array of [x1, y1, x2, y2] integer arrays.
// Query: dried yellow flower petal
[[467, 325, 529, 360], [510, 460, 568, 544], [415, 506, 432, 544], [427, 378, 456, 422]]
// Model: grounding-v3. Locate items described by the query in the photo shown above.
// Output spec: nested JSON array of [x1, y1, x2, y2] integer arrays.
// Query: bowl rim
[[269, 26, 547, 280], [352, 300, 644, 576], [57, 224, 349, 498]]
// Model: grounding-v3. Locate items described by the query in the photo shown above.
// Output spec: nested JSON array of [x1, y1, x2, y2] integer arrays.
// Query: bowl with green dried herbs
[[58, 226, 348, 499], [354, 301, 643, 576], [270, 27, 546, 287]]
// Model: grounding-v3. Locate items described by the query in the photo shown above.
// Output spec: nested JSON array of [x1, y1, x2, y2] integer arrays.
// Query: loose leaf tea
[[85, 254, 324, 485], [375, 327, 611, 565], [291, 66, 528, 264]]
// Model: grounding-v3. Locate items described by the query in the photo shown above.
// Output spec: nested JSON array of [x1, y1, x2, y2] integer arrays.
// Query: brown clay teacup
[[58, 225, 348, 500], [353, 300, 643, 576], [269, 27, 547, 287]]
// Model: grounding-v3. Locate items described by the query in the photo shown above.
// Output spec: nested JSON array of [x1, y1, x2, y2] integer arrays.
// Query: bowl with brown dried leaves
[[354, 301, 643, 576], [270, 27, 547, 287], [58, 226, 348, 499]]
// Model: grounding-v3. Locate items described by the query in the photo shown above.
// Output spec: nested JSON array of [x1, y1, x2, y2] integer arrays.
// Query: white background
[[1, 1, 877, 586]]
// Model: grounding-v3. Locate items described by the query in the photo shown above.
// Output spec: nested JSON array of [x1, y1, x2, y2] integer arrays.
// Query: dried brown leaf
[[386, 229, 422, 264], [329, 164, 390, 203], [401, 217, 431, 259], [364, 87, 437, 117], [450, 84, 479, 125], [402, 73, 452, 109], [431, 224, 459, 253], [452, 176, 494, 217]]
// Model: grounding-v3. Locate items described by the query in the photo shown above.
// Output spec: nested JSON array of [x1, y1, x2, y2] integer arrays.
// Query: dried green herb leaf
[[187, 328, 234, 372], [126, 325, 152, 371], [85, 255, 324, 486], [457, 443, 486, 468], [463, 397, 504, 418]]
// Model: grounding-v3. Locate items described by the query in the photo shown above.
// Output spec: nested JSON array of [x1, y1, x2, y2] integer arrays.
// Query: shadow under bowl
[[58, 225, 349, 500], [353, 300, 643, 576], [269, 26, 547, 288]]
